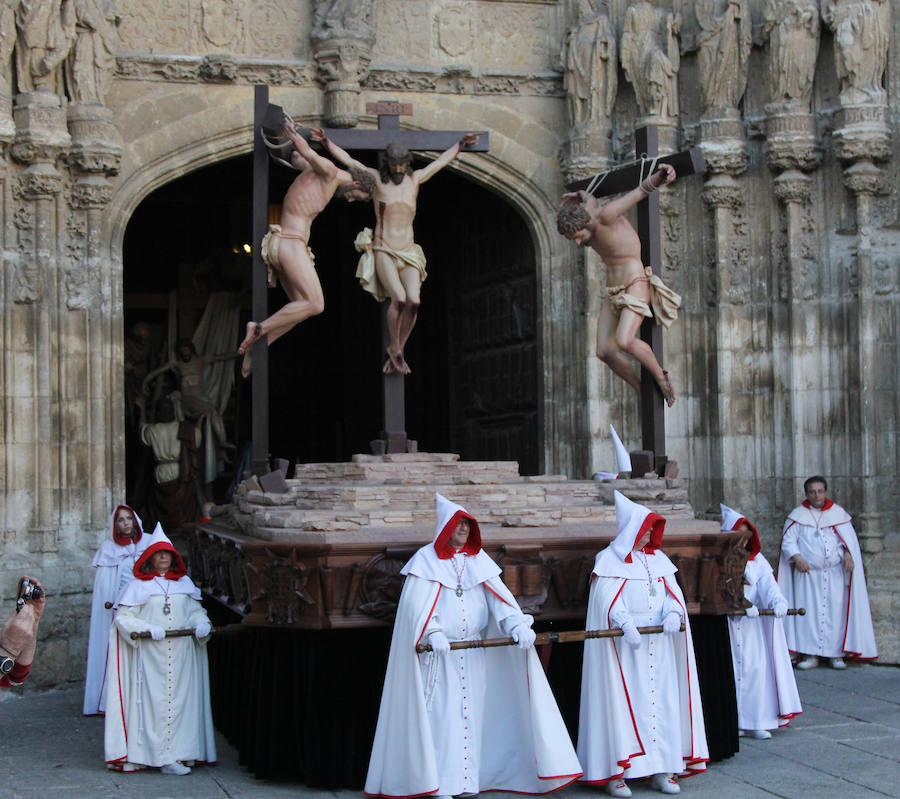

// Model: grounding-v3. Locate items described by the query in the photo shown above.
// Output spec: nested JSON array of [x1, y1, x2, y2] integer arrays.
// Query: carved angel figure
[[65, 0, 120, 104], [762, 0, 820, 107], [562, 0, 617, 129], [621, 0, 681, 119], [15, 0, 76, 93], [822, 0, 890, 106], [312, 0, 374, 41], [695, 0, 751, 114]]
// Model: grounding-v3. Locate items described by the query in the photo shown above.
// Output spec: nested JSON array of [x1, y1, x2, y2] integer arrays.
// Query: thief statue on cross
[[316, 129, 481, 375], [557, 163, 682, 406]]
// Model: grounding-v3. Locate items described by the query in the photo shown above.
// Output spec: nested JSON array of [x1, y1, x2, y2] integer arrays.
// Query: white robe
[[577, 566, 708, 783], [777, 502, 877, 660], [728, 556, 801, 731], [104, 583, 216, 768], [84, 537, 150, 715], [365, 573, 582, 798]]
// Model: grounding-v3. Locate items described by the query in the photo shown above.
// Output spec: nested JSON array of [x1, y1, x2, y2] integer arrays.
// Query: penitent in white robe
[[777, 501, 877, 661], [728, 556, 802, 731], [104, 588, 217, 769], [84, 508, 150, 716]]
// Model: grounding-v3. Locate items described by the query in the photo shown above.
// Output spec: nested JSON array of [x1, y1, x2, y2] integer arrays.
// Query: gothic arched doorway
[[123, 152, 540, 509]]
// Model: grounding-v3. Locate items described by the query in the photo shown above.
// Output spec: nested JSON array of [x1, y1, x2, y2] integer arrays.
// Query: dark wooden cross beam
[[566, 126, 705, 473], [253, 95, 489, 458]]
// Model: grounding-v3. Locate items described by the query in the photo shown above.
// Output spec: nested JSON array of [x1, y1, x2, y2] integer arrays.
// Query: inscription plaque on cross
[[566, 126, 705, 473], [251, 89, 489, 465]]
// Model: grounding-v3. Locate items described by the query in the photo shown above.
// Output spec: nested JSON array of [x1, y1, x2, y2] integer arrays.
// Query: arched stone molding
[[104, 89, 589, 478]]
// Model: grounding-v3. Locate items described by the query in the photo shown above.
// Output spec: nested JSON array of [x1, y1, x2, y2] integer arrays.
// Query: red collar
[[802, 498, 834, 511]]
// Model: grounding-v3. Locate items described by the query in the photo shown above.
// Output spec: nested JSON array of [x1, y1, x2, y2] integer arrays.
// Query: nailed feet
[[238, 322, 264, 377], [384, 347, 411, 375], [656, 370, 676, 407]]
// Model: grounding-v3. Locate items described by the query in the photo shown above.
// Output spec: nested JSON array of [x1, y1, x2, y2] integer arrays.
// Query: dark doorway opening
[[123, 152, 540, 513]]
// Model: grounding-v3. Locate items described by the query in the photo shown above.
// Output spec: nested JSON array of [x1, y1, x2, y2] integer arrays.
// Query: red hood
[[111, 504, 143, 546], [730, 517, 762, 560], [133, 540, 187, 580], [624, 512, 666, 563], [433, 510, 482, 559]]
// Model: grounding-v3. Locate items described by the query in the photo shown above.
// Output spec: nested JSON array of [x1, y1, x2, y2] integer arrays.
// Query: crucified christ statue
[[237, 122, 376, 376], [318, 130, 481, 374], [557, 163, 682, 405]]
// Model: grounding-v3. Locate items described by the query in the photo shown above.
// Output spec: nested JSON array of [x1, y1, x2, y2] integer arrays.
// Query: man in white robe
[[721, 505, 801, 739], [777, 476, 877, 669], [578, 491, 707, 797], [104, 524, 216, 775], [84, 505, 150, 715], [365, 493, 582, 798]]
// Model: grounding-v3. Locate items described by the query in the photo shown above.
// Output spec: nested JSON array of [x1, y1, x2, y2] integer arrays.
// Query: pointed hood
[[720, 503, 761, 560], [432, 492, 482, 559], [133, 523, 188, 580], [400, 494, 501, 590], [610, 424, 632, 474], [592, 491, 675, 580], [110, 504, 144, 547]]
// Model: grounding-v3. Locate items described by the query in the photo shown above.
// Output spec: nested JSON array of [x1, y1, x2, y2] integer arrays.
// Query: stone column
[[824, 0, 892, 554], [310, 0, 376, 128]]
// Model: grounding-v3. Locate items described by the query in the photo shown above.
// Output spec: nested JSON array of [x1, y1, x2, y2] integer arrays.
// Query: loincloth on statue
[[353, 227, 427, 303], [606, 267, 681, 328], [260, 224, 315, 288]]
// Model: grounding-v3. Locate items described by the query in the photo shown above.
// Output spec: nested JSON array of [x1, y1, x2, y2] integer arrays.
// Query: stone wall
[[0, 0, 897, 693]]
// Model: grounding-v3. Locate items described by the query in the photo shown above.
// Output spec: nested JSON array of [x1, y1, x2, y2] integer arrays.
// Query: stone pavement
[[2, 663, 897, 799]]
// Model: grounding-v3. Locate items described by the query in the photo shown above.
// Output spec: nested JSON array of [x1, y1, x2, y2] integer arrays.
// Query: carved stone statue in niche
[[15, 0, 76, 93], [0, 0, 19, 136], [762, 0, 820, 107], [620, 0, 680, 120], [561, 0, 616, 130], [65, 0, 120, 105], [695, 0, 751, 115], [312, 0, 373, 40], [822, 0, 890, 106]]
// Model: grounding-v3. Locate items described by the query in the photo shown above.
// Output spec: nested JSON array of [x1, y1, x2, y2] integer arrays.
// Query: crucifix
[[565, 126, 705, 473], [250, 88, 489, 467]]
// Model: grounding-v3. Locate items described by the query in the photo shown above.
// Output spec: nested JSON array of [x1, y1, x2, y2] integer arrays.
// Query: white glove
[[663, 613, 682, 634], [147, 625, 165, 641], [428, 631, 450, 655], [512, 624, 536, 650], [744, 605, 760, 618], [620, 621, 642, 649], [195, 621, 212, 639], [772, 602, 788, 619]]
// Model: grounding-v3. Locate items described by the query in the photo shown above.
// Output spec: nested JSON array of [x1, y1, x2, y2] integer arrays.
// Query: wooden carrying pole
[[129, 623, 247, 640], [414, 608, 805, 653]]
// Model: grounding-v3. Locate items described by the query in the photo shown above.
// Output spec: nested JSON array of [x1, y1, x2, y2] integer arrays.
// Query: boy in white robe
[[721, 505, 801, 740], [578, 491, 707, 797], [104, 524, 216, 775], [365, 493, 582, 798], [777, 476, 877, 669], [84, 505, 150, 715]]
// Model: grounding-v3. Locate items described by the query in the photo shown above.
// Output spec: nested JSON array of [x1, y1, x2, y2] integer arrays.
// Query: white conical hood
[[116, 523, 200, 607], [592, 491, 675, 579], [401, 493, 500, 590], [610, 424, 632, 474], [720, 504, 743, 532], [720, 503, 761, 560]]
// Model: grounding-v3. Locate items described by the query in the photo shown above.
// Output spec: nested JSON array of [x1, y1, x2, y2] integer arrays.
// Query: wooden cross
[[250, 89, 489, 465], [566, 126, 705, 473]]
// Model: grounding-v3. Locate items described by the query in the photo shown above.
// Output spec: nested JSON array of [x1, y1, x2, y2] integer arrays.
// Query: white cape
[[84, 511, 150, 715], [777, 502, 877, 660], [104, 589, 216, 768], [365, 573, 582, 797]]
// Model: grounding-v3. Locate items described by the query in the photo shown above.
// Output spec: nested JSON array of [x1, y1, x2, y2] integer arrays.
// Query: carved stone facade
[[0, 0, 898, 690]]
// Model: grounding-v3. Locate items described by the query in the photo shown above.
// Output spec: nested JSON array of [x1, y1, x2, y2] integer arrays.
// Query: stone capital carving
[[559, 127, 612, 183], [561, 2, 617, 132], [842, 159, 884, 197], [311, 0, 375, 127], [702, 173, 743, 210], [765, 106, 822, 173], [71, 174, 113, 208], [16, 162, 65, 199], [621, 0, 680, 120], [11, 90, 71, 165], [67, 102, 122, 175], [696, 0, 751, 117], [699, 110, 747, 176], [762, 0, 819, 108], [831, 104, 892, 164], [822, 0, 890, 107], [773, 169, 811, 205]]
